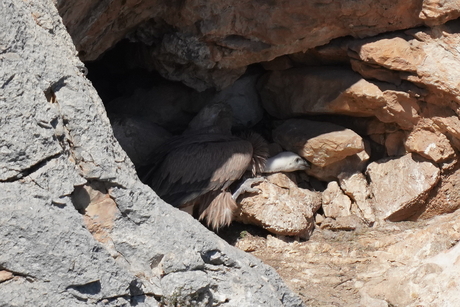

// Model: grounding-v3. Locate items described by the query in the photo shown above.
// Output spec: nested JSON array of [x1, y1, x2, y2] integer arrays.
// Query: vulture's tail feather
[[196, 191, 237, 230]]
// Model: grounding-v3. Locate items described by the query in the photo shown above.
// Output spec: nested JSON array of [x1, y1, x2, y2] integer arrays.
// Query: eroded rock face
[[258, 66, 422, 130], [273, 119, 365, 167], [0, 1, 305, 306], [8, 0, 460, 305], [55, 0, 436, 90], [235, 173, 322, 239], [322, 181, 352, 219], [367, 154, 440, 221], [338, 172, 376, 224]]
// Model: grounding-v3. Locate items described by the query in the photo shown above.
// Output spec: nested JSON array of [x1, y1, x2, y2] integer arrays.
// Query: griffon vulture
[[139, 131, 268, 229], [139, 102, 309, 229]]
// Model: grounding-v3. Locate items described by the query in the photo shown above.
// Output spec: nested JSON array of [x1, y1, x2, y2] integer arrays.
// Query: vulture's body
[[140, 131, 268, 229]]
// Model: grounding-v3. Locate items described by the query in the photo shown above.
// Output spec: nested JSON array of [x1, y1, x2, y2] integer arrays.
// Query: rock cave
[[3, 0, 460, 306]]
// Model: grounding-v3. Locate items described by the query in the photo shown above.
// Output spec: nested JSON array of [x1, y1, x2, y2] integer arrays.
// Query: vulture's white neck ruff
[[263, 151, 309, 173]]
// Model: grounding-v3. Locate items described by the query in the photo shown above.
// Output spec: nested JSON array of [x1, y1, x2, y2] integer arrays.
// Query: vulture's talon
[[232, 177, 265, 200]]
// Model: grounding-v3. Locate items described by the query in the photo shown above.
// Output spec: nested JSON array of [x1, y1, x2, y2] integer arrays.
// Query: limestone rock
[[405, 124, 456, 163], [350, 23, 460, 111], [320, 215, 366, 231], [0, 2, 305, 306], [273, 119, 365, 167], [259, 67, 421, 130], [359, 211, 460, 307], [56, 1, 432, 90], [322, 181, 352, 219], [235, 173, 322, 239], [307, 149, 370, 182], [259, 67, 385, 119], [366, 154, 440, 221], [349, 35, 425, 73], [418, 166, 460, 219], [338, 172, 376, 224], [420, 0, 460, 26]]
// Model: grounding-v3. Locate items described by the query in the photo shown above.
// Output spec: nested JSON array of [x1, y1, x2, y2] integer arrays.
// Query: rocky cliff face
[[4, 0, 460, 306], [0, 1, 303, 306]]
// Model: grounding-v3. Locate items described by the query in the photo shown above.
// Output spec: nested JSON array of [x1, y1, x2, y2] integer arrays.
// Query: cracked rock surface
[[0, 1, 304, 306]]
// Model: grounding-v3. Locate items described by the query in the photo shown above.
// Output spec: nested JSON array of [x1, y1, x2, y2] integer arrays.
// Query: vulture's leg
[[232, 177, 265, 200]]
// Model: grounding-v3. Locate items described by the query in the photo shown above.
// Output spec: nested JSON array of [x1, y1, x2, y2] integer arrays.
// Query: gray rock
[[0, 0, 304, 306]]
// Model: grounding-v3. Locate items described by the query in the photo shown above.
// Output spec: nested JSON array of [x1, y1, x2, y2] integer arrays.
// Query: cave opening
[[83, 36, 393, 238]]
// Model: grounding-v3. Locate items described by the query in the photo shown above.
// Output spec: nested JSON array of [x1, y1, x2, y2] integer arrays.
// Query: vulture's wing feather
[[141, 133, 253, 207]]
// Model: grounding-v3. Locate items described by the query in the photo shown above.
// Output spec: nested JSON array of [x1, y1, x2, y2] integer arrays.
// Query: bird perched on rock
[[138, 102, 309, 229], [139, 131, 268, 229]]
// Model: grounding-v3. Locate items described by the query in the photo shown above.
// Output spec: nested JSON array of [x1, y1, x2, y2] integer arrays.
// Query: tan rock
[[57, 1, 429, 88], [290, 37, 351, 66], [420, 0, 460, 26], [235, 233, 266, 252], [235, 173, 322, 239], [424, 104, 460, 151], [351, 25, 460, 109], [72, 183, 119, 247], [0, 271, 14, 283], [359, 211, 460, 307], [377, 90, 421, 130], [259, 67, 385, 119], [307, 149, 370, 182], [405, 124, 456, 163], [384, 130, 407, 156], [259, 67, 420, 130], [320, 215, 366, 231], [417, 165, 460, 219], [366, 154, 440, 221], [273, 119, 365, 167], [338, 172, 375, 224], [350, 59, 402, 85], [349, 35, 425, 72], [322, 181, 352, 219]]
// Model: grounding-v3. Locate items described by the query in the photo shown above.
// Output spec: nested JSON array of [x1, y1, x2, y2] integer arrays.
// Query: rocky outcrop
[[8, 0, 460, 305], [235, 173, 322, 239], [56, 0, 459, 91], [0, 1, 304, 306]]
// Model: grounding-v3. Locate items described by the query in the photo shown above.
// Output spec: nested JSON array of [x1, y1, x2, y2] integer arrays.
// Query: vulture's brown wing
[[141, 133, 253, 207]]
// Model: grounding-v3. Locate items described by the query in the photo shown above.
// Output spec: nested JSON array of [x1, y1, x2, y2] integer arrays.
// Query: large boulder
[[0, 1, 304, 306], [366, 154, 440, 221]]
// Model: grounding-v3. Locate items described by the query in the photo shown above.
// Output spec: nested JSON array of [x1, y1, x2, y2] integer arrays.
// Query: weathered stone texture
[[56, 0, 431, 90], [235, 173, 322, 239], [273, 119, 365, 167], [0, 1, 305, 306], [367, 154, 440, 221]]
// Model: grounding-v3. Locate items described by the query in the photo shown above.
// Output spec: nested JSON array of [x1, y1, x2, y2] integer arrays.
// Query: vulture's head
[[263, 151, 309, 173]]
